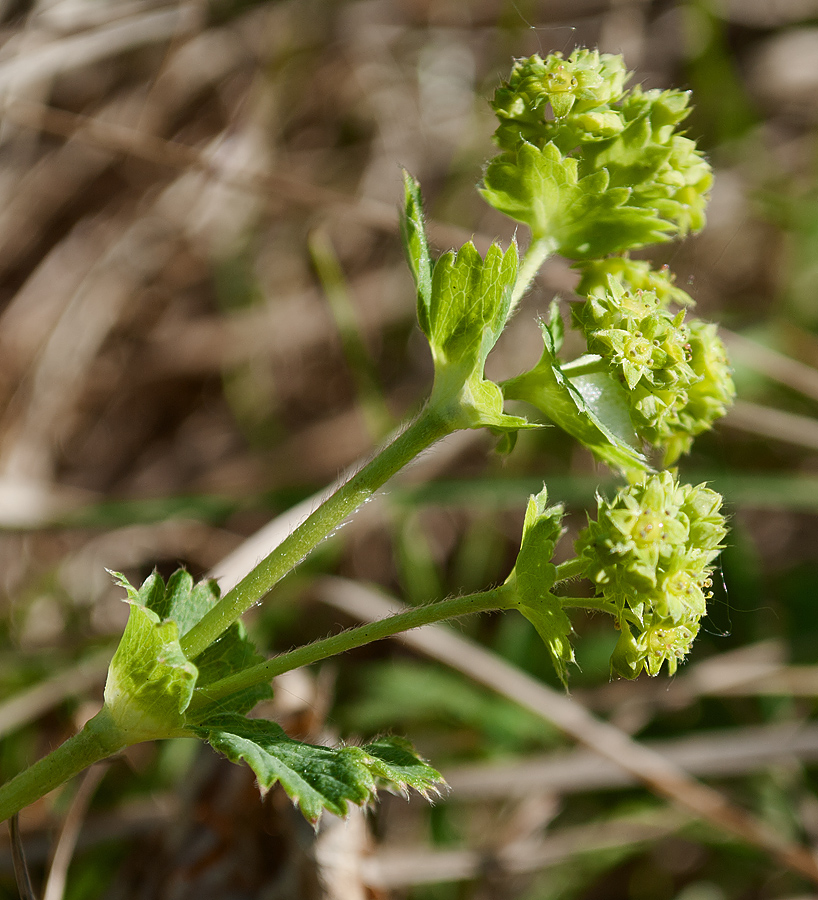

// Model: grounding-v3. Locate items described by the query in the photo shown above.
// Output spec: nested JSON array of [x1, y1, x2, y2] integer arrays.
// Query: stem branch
[[554, 557, 587, 583], [560, 355, 608, 378], [181, 410, 453, 658], [188, 585, 514, 715], [558, 596, 618, 615]]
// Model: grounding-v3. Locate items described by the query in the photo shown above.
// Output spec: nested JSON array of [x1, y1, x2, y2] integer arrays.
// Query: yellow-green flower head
[[575, 257, 695, 308], [484, 52, 713, 255], [492, 50, 627, 151], [634, 134, 713, 236], [676, 321, 737, 446], [572, 274, 734, 461], [491, 53, 713, 241], [581, 87, 713, 237], [611, 612, 700, 678], [632, 319, 735, 464], [573, 275, 698, 393], [575, 471, 727, 626]]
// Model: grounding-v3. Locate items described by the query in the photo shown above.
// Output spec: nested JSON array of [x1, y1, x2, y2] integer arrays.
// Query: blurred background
[[1, 0, 818, 897]]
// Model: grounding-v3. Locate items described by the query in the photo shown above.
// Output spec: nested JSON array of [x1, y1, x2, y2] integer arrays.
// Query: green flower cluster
[[615, 617, 700, 679], [584, 86, 712, 236], [492, 50, 627, 150], [573, 267, 735, 463], [575, 472, 727, 676], [575, 256, 694, 307], [489, 53, 712, 241], [573, 274, 695, 394]]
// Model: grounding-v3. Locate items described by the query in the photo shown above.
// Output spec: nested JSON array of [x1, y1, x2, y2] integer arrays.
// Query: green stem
[[188, 585, 514, 715], [0, 708, 126, 823], [181, 409, 453, 659], [509, 236, 557, 314], [554, 557, 587, 583], [561, 355, 607, 378], [558, 596, 618, 615]]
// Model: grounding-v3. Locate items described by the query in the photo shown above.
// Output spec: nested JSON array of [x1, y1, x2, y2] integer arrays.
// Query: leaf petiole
[[561, 356, 609, 378], [509, 236, 557, 314]]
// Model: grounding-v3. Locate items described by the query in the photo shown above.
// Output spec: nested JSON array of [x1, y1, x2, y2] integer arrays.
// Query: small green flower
[[581, 87, 713, 237], [642, 615, 700, 676], [661, 320, 737, 463], [630, 319, 735, 464], [575, 472, 727, 631]]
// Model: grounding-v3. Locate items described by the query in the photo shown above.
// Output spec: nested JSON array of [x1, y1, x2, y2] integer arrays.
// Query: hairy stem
[[0, 708, 126, 824], [509, 236, 557, 315], [181, 409, 453, 659], [188, 584, 515, 715], [554, 557, 587, 583], [559, 596, 618, 615]]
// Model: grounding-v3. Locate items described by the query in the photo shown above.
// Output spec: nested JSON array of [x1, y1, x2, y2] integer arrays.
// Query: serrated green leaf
[[460, 373, 535, 433], [360, 736, 444, 796], [428, 240, 518, 367], [507, 488, 574, 686], [520, 595, 575, 687], [478, 240, 519, 356], [142, 570, 273, 716], [111, 568, 221, 637], [193, 713, 444, 825], [428, 243, 482, 364], [514, 486, 563, 600], [190, 622, 273, 719], [150, 569, 208, 635], [398, 178, 523, 434], [400, 170, 433, 335], [502, 323, 648, 473], [108, 569, 163, 608], [480, 142, 672, 258], [423, 239, 529, 433]]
